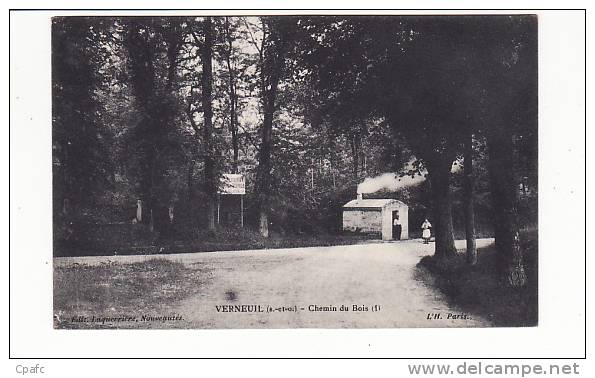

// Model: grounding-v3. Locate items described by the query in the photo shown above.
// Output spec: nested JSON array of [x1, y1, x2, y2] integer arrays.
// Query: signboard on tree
[[218, 174, 246, 195]]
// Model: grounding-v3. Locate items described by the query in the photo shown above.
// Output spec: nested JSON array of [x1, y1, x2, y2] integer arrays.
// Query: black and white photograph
[[50, 14, 540, 330], [8, 3, 591, 366]]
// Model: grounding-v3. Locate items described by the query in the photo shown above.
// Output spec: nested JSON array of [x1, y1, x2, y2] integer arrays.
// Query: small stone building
[[342, 196, 409, 241]]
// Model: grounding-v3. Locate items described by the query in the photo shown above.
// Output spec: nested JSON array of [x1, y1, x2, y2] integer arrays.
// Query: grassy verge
[[55, 225, 378, 257], [53, 258, 211, 329], [415, 231, 538, 327]]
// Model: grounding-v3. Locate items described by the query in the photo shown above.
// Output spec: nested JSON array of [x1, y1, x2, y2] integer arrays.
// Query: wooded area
[[52, 15, 537, 287]]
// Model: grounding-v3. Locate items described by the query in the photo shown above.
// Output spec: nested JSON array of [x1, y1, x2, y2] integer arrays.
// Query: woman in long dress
[[421, 219, 432, 244]]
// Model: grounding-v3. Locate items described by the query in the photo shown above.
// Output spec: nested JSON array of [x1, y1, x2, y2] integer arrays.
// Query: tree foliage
[[53, 16, 538, 287]]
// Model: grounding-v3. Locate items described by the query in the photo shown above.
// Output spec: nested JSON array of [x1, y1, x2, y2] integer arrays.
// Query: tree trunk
[[166, 33, 179, 91], [259, 211, 269, 238], [464, 133, 477, 265], [135, 199, 142, 222], [428, 159, 457, 259], [140, 149, 155, 227], [149, 209, 154, 232], [231, 98, 239, 173], [350, 133, 360, 181], [224, 18, 240, 173], [257, 108, 274, 237], [187, 159, 194, 201], [488, 130, 527, 287], [255, 18, 288, 238], [201, 17, 216, 231], [62, 198, 70, 215]]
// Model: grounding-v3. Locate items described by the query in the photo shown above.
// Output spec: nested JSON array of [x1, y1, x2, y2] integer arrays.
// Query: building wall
[[343, 202, 409, 240], [342, 209, 382, 234], [402, 206, 409, 239], [381, 208, 392, 240], [399, 205, 409, 239], [382, 203, 409, 240]]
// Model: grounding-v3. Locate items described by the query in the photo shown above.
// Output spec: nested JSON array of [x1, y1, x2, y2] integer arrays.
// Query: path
[[56, 238, 494, 328]]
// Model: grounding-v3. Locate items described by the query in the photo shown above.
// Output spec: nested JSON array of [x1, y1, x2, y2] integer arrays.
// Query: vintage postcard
[[49, 14, 540, 330]]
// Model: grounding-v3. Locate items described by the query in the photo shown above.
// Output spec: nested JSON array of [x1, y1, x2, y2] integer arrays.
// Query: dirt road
[[56, 239, 493, 328]]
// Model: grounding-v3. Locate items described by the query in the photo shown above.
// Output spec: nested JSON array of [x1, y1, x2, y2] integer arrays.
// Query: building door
[[392, 210, 402, 240]]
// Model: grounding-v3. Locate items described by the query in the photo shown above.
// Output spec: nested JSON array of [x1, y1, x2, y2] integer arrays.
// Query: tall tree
[[122, 17, 187, 233], [222, 17, 241, 172], [52, 17, 112, 217], [123, 19, 161, 231], [200, 17, 217, 231], [477, 16, 537, 286], [464, 132, 477, 264], [249, 17, 296, 237]]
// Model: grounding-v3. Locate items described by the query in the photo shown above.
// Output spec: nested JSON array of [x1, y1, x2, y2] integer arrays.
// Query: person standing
[[392, 216, 402, 240], [421, 219, 432, 244]]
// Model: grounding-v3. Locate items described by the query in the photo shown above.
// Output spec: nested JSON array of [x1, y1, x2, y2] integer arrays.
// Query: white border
[[7, 8, 586, 360]]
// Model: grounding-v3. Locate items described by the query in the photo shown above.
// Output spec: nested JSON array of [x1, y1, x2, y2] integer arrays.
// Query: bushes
[[54, 222, 376, 257], [54, 221, 157, 257], [416, 231, 538, 326]]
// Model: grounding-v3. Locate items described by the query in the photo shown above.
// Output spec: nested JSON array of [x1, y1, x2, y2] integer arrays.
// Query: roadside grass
[[53, 258, 211, 329], [170, 228, 378, 253], [55, 225, 377, 257], [415, 231, 538, 327]]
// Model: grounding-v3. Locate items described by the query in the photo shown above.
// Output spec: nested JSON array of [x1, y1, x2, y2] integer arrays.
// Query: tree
[[52, 17, 113, 217], [474, 16, 537, 286], [298, 16, 469, 258], [464, 132, 477, 264], [200, 17, 217, 231], [220, 17, 242, 172], [121, 17, 188, 234], [247, 17, 296, 237]]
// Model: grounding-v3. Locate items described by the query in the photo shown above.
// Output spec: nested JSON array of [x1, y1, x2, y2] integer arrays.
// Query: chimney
[[357, 193, 363, 200]]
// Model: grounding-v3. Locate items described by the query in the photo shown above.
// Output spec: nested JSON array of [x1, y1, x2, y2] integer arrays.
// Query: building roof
[[343, 198, 406, 209]]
